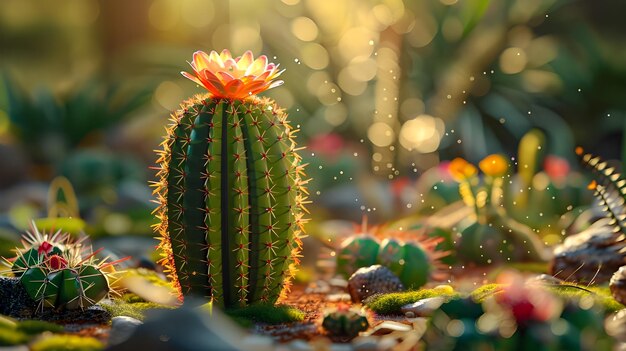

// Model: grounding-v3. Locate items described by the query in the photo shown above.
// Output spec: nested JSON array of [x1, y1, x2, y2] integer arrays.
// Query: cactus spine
[[153, 50, 307, 308]]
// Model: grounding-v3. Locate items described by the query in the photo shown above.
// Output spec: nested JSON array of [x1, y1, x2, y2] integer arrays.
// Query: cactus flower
[[181, 49, 284, 100], [46, 254, 68, 270], [38, 241, 54, 255]]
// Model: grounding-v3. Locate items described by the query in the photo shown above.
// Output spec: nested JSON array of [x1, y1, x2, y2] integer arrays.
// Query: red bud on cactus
[[47, 254, 68, 270], [38, 241, 53, 255]]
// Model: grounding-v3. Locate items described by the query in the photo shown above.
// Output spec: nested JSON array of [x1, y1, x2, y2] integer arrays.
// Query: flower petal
[[216, 71, 236, 84], [246, 55, 268, 76], [181, 71, 203, 86], [220, 49, 233, 62], [224, 79, 245, 98], [268, 80, 284, 89], [237, 51, 254, 70], [192, 51, 211, 70], [209, 51, 225, 68]]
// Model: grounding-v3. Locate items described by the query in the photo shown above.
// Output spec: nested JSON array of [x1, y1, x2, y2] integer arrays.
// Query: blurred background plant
[[0, 0, 624, 264]]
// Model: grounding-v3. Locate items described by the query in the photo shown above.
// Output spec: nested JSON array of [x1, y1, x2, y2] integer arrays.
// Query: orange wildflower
[[448, 158, 478, 182], [479, 154, 508, 177], [181, 49, 284, 100]]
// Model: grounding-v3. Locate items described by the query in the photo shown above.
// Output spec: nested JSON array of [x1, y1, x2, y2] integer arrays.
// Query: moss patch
[[122, 268, 172, 288], [0, 327, 28, 346], [0, 315, 17, 329], [547, 284, 624, 313], [467, 283, 623, 313], [225, 304, 305, 327], [470, 283, 505, 302], [365, 286, 459, 315], [30, 335, 103, 351], [17, 320, 64, 335], [101, 300, 173, 321]]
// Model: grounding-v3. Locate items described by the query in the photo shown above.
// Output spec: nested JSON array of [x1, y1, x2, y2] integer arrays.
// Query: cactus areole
[[153, 50, 308, 308]]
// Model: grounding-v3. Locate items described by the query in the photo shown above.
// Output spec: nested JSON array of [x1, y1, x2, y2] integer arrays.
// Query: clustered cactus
[[322, 306, 369, 338], [153, 50, 308, 308], [2, 223, 121, 310], [336, 225, 446, 289]]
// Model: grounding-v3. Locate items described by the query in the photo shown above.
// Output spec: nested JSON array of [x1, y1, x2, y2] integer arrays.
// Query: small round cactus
[[378, 239, 431, 289], [3, 223, 123, 311], [336, 236, 379, 278], [322, 306, 369, 338]]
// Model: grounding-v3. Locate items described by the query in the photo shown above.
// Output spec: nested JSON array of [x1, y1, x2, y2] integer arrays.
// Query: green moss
[[17, 320, 64, 335], [470, 283, 505, 302], [0, 327, 28, 346], [0, 315, 17, 330], [122, 268, 172, 288], [225, 304, 305, 326], [101, 300, 173, 321], [30, 335, 103, 351], [467, 283, 624, 313], [548, 284, 624, 313], [365, 286, 459, 315], [120, 293, 147, 303]]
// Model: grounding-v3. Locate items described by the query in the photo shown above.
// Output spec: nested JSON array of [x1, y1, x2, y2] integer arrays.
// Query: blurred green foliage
[[0, 75, 152, 166]]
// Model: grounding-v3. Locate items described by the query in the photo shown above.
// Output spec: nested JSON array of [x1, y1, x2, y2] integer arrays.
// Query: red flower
[[544, 155, 570, 182], [47, 255, 68, 270], [38, 241, 53, 255]]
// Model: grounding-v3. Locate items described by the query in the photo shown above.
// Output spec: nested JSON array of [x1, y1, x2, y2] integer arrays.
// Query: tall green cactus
[[153, 50, 308, 308]]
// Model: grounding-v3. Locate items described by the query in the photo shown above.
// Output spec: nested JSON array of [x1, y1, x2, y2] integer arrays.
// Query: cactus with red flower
[[2, 223, 124, 310]]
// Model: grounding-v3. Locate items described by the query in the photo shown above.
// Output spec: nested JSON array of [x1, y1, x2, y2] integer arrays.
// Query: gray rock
[[400, 297, 446, 317], [0, 346, 30, 351], [330, 344, 354, 351], [347, 265, 404, 303], [286, 340, 313, 351], [352, 336, 378, 351], [551, 222, 626, 284], [106, 302, 249, 351], [611, 267, 626, 305], [108, 316, 143, 346]]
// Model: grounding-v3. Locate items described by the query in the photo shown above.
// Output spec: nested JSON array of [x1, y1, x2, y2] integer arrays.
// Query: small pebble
[[367, 321, 412, 336], [352, 336, 378, 351], [327, 293, 351, 302], [400, 297, 446, 317], [108, 316, 143, 345], [347, 265, 404, 303], [287, 339, 314, 351]]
